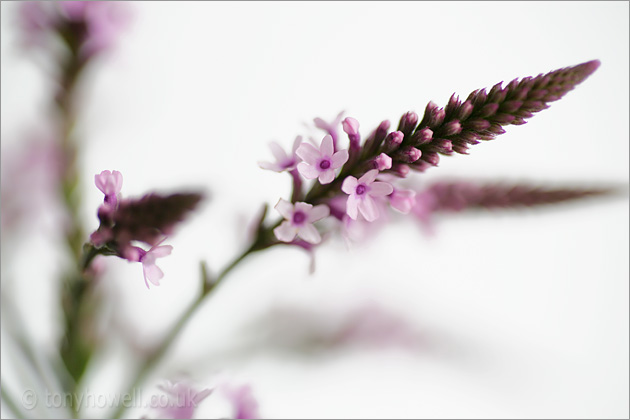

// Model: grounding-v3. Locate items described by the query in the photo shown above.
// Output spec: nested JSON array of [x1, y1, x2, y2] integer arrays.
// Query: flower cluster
[[90, 170, 203, 288], [258, 60, 601, 249]]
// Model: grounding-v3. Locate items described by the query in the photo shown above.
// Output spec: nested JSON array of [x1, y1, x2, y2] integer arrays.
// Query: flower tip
[[342, 117, 360, 135]]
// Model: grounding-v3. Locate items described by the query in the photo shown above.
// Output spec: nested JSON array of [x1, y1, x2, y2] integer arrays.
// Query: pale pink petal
[[359, 196, 380, 222], [94, 171, 108, 193], [291, 136, 303, 154], [258, 161, 282, 171], [359, 169, 379, 184], [346, 195, 360, 219], [297, 224, 321, 244], [307, 204, 330, 222], [143, 263, 164, 288], [342, 117, 360, 136], [369, 181, 394, 196], [294, 202, 313, 214], [296, 142, 321, 165], [331, 149, 349, 168], [268, 141, 288, 162], [320, 134, 334, 157], [318, 169, 335, 185], [341, 176, 358, 194], [274, 221, 297, 242], [112, 170, 123, 192], [297, 162, 320, 179], [150, 244, 173, 258], [274, 198, 294, 219]]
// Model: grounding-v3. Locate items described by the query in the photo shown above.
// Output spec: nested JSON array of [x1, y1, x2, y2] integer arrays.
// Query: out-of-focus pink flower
[[389, 188, 417, 214], [341, 170, 393, 222], [273, 199, 329, 245], [258, 136, 302, 173], [124, 242, 173, 288], [0, 136, 65, 235], [223, 384, 260, 420], [18, 1, 130, 58], [94, 169, 122, 207], [151, 380, 212, 420], [296, 135, 348, 184], [313, 111, 345, 148]]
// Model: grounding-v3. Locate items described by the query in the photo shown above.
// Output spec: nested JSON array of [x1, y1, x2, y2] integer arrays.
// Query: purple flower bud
[[500, 100, 523, 113], [492, 113, 516, 124], [373, 153, 392, 171], [452, 143, 470, 155], [397, 111, 419, 137], [391, 163, 410, 177], [426, 139, 453, 154], [457, 100, 474, 120], [342, 117, 361, 150], [396, 146, 422, 163], [383, 130, 404, 153], [477, 103, 499, 118], [421, 151, 440, 166], [410, 127, 433, 145], [440, 120, 462, 137], [463, 119, 491, 131]]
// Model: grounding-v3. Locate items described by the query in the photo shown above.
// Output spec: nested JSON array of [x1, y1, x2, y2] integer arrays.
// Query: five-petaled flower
[[342, 170, 394, 222], [95, 169, 123, 208], [258, 136, 302, 173], [124, 242, 173, 288], [273, 199, 330, 244], [296, 135, 348, 184]]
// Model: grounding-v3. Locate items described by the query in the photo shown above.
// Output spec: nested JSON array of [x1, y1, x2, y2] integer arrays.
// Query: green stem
[[111, 242, 265, 419]]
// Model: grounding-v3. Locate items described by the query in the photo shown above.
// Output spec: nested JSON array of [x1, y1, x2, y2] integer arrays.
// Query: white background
[[1, 2, 629, 418]]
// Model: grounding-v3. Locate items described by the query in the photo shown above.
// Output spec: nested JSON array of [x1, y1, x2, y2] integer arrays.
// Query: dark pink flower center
[[319, 159, 331, 170], [292, 210, 307, 225], [355, 184, 367, 195]]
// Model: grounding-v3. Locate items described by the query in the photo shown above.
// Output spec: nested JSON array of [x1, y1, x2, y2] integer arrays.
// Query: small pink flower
[[341, 170, 393, 222], [273, 199, 329, 244], [124, 242, 173, 288], [296, 135, 348, 184], [152, 380, 212, 420], [313, 110, 345, 146], [389, 188, 417, 214], [258, 136, 302, 172], [95, 170, 123, 207], [223, 384, 260, 420]]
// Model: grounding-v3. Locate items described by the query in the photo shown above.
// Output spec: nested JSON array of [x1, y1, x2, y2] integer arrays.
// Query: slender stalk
[[111, 242, 264, 419]]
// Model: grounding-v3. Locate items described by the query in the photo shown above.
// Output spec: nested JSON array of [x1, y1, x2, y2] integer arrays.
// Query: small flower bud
[[421, 151, 440, 166], [477, 103, 499, 118], [342, 117, 361, 150], [457, 100, 474, 120], [464, 119, 491, 131], [383, 130, 404, 153], [440, 120, 462, 137], [396, 146, 422, 163], [373, 153, 392, 171], [397, 111, 419, 137], [391, 163, 410, 177], [500, 100, 523, 113], [410, 127, 433, 145]]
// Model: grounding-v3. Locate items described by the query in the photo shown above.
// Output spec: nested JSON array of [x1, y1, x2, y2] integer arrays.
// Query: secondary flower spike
[[296, 134, 348, 184], [274, 199, 330, 244], [341, 169, 394, 222]]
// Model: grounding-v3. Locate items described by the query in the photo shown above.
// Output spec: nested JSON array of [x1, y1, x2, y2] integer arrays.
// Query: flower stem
[[111, 237, 272, 419]]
